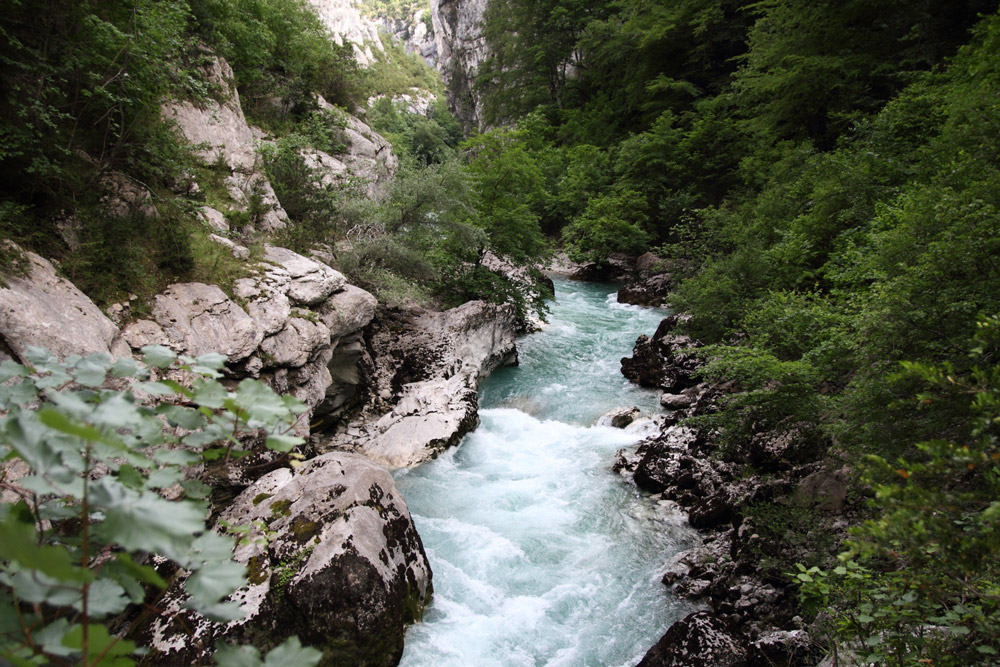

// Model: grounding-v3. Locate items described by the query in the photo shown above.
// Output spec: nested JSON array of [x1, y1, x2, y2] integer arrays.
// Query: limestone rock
[[143, 452, 431, 666], [307, 0, 383, 65], [322, 300, 518, 468], [199, 206, 228, 231], [234, 277, 292, 338], [637, 611, 748, 667], [355, 374, 480, 468], [263, 246, 346, 307], [138, 283, 262, 362], [162, 55, 288, 232], [318, 284, 378, 338], [260, 318, 331, 368], [0, 247, 131, 362], [208, 234, 249, 260], [430, 0, 489, 131]]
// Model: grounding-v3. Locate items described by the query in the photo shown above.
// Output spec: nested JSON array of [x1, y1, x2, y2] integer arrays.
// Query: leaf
[[0, 514, 92, 583], [192, 380, 228, 409], [38, 408, 108, 445], [214, 643, 264, 667], [109, 357, 142, 378], [186, 560, 245, 604], [181, 479, 212, 500], [265, 433, 304, 453], [79, 579, 130, 618], [152, 448, 201, 466], [116, 553, 168, 589], [62, 623, 136, 663], [142, 345, 177, 369], [91, 480, 206, 562], [194, 352, 229, 371], [157, 404, 207, 430], [0, 360, 28, 383], [263, 637, 322, 667], [235, 381, 290, 426], [145, 467, 183, 489], [72, 356, 109, 387]]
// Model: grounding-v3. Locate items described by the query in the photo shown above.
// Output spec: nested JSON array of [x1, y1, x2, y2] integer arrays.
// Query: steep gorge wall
[[429, 0, 489, 131]]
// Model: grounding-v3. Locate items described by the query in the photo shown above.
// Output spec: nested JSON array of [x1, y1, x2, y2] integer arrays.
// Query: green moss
[[271, 545, 314, 603], [247, 553, 270, 586], [269, 499, 292, 519], [289, 515, 322, 544], [252, 493, 273, 506]]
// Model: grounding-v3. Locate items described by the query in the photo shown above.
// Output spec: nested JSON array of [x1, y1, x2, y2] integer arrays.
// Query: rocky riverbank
[[615, 314, 854, 666]]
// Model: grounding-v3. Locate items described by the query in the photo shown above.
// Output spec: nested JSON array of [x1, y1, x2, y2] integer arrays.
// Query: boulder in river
[[142, 451, 431, 666]]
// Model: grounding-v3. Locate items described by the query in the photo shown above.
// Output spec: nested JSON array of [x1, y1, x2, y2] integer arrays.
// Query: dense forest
[[470, 0, 1000, 663], [2, 0, 1000, 664]]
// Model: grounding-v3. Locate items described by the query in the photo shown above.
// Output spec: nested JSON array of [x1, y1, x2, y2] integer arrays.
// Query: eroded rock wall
[[322, 300, 519, 468], [430, 0, 489, 131]]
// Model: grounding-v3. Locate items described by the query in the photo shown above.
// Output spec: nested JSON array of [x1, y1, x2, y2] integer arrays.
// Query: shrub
[[0, 346, 320, 666]]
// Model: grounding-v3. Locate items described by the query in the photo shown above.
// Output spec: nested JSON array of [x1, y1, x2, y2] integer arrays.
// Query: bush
[[0, 346, 320, 666]]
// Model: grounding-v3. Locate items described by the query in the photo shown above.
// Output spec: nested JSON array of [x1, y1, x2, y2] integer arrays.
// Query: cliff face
[[429, 0, 489, 131], [307, 0, 384, 65]]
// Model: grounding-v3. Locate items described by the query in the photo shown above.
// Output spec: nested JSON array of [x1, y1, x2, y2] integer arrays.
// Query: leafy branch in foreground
[[0, 346, 320, 667], [799, 315, 1000, 666]]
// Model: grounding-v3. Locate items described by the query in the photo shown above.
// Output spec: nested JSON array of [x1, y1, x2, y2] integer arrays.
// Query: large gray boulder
[[0, 247, 131, 362], [125, 283, 263, 363], [144, 452, 432, 666], [263, 246, 346, 306], [122, 249, 378, 429]]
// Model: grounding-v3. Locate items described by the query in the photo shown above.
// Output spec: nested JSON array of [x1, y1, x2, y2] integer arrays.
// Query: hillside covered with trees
[[468, 0, 1000, 662], [3, 0, 1000, 664]]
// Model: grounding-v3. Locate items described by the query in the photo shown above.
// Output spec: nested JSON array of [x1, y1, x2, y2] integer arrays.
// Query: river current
[[395, 277, 698, 667]]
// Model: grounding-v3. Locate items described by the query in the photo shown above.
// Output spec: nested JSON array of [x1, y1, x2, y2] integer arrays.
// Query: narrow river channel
[[395, 277, 699, 667]]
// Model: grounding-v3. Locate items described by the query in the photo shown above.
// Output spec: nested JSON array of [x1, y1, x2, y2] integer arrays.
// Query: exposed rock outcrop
[[307, 0, 384, 66], [322, 299, 519, 468], [380, 9, 438, 66], [143, 451, 431, 666], [430, 0, 489, 131], [122, 247, 376, 428], [617, 252, 674, 307], [619, 314, 836, 666], [0, 247, 131, 362]]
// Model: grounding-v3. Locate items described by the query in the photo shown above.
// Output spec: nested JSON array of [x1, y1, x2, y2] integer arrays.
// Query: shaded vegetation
[[474, 0, 1000, 660]]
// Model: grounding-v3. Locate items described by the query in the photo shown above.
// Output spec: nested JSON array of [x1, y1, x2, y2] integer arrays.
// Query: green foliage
[[357, 0, 427, 23], [463, 128, 548, 264], [560, 190, 650, 265], [0, 346, 314, 665], [362, 34, 443, 100], [189, 0, 360, 119], [802, 316, 1000, 666], [367, 97, 462, 166]]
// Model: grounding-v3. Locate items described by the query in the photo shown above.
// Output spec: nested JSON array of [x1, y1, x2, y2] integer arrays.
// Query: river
[[395, 277, 698, 667]]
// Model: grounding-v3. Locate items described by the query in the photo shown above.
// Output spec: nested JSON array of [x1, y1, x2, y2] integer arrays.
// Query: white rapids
[[395, 278, 698, 667]]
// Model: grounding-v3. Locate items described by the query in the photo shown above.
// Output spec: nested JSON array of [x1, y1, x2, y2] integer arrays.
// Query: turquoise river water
[[395, 277, 698, 667]]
